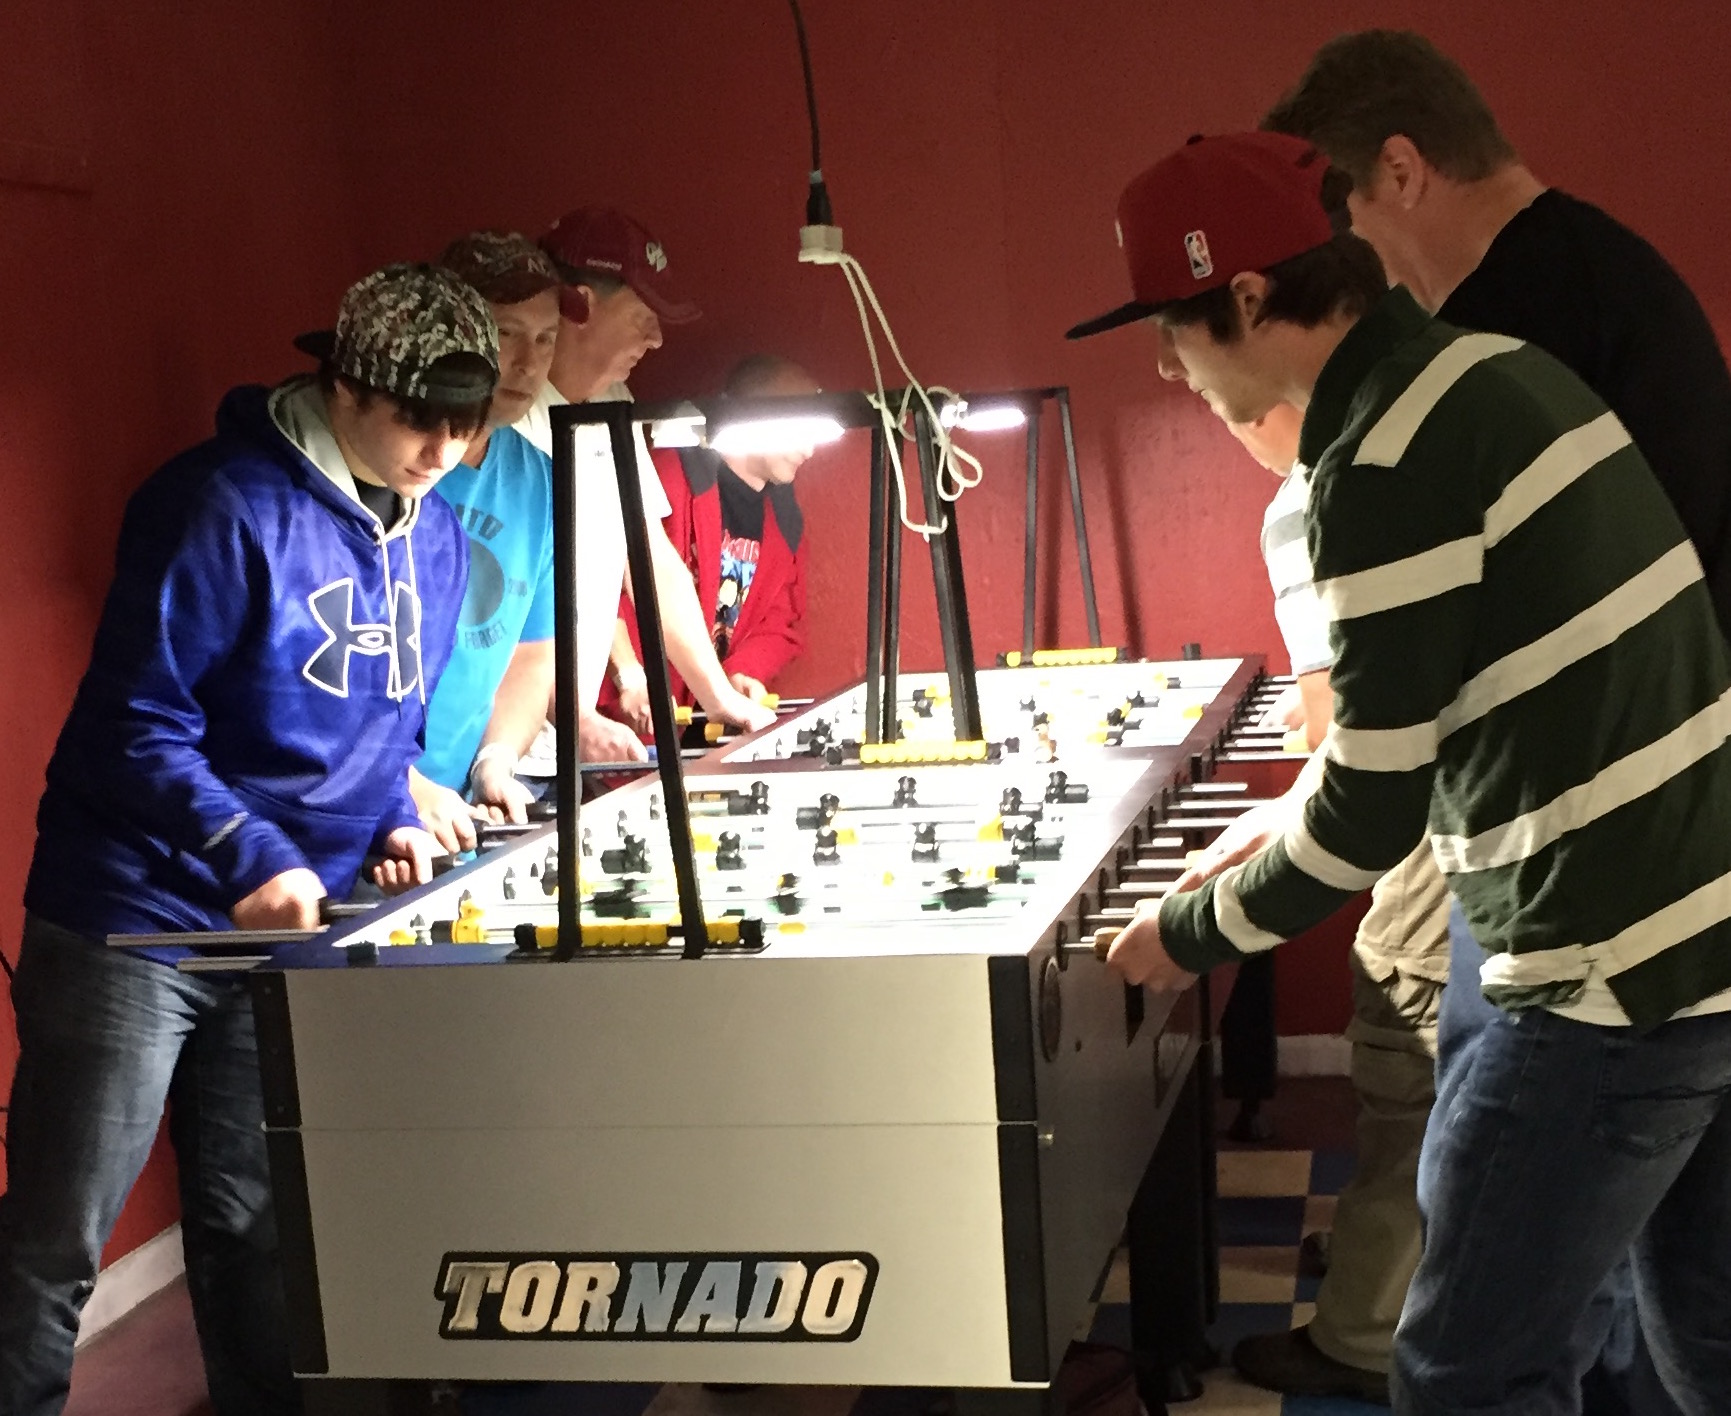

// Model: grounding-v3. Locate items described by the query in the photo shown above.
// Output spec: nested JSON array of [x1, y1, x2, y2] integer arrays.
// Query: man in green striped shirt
[[1068, 131, 1731, 1414]]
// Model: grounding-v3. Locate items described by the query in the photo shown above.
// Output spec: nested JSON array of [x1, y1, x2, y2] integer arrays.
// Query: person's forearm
[[722, 566, 805, 687], [1287, 733, 1329, 805], [95, 487, 309, 899], [609, 617, 643, 684], [722, 615, 802, 687], [648, 520, 735, 709], [475, 640, 556, 765], [1160, 461, 1478, 972], [1297, 667, 1334, 751]]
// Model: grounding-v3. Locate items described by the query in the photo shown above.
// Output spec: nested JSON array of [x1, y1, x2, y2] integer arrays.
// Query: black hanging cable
[[787, 0, 821, 169], [787, 0, 833, 225]]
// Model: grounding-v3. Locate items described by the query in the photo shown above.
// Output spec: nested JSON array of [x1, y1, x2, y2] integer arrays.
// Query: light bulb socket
[[799, 224, 845, 264], [805, 170, 834, 227]]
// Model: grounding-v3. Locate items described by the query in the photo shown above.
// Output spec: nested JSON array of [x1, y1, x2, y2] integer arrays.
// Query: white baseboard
[[1277, 1033, 1351, 1076], [76, 1223, 184, 1347]]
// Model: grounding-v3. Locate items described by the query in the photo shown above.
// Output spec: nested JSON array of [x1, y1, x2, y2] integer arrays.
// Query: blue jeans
[[0, 915, 298, 1416], [1394, 905, 1731, 1414]]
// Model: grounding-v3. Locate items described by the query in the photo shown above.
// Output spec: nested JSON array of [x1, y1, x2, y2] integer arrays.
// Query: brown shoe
[[1232, 1324, 1389, 1405]]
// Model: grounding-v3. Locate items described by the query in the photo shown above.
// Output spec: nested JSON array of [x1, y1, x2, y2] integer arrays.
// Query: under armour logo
[[303, 578, 422, 699], [644, 241, 668, 272]]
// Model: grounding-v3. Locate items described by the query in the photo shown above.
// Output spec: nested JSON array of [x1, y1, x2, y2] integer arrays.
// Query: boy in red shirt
[[607, 355, 817, 724]]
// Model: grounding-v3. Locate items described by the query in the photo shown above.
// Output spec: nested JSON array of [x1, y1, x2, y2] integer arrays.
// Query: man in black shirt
[[1248, 30, 1730, 1415], [1267, 32, 1731, 641]]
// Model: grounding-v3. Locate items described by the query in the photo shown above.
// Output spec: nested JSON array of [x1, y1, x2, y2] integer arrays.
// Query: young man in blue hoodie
[[0, 263, 495, 1416]]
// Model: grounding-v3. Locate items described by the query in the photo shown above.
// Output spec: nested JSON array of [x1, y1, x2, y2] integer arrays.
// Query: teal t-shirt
[[419, 427, 555, 790]]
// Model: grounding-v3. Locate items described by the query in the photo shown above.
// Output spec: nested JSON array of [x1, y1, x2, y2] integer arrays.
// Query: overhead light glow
[[937, 398, 1028, 434], [709, 415, 847, 456], [648, 413, 706, 448], [957, 403, 1028, 434]]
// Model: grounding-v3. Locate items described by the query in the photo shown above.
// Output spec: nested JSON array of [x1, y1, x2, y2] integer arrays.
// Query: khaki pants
[[1307, 842, 1450, 1376]]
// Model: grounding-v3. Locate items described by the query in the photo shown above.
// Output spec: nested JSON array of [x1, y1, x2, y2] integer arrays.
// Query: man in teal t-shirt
[[408, 232, 564, 851], [420, 426, 554, 784]]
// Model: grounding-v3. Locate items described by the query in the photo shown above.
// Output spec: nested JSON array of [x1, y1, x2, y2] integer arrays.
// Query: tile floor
[[66, 1082, 1375, 1416], [1073, 1141, 1381, 1416]]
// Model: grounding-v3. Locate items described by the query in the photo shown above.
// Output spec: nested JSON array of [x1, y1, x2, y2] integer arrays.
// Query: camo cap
[[438, 230, 563, 306], [295, 262, 500, 405]]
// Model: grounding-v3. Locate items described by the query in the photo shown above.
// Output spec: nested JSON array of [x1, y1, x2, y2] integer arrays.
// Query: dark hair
[[1153, 167, 1387, 340], [724, 353, 811, 398], [317, 367, 491, 439], [550, 261, 627, 298], [1263, 31, 1518, 189], [1155, 233, 1388, 341]]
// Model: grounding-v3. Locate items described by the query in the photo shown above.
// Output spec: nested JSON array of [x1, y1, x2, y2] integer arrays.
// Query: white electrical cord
[[832, 252, 985, 536]]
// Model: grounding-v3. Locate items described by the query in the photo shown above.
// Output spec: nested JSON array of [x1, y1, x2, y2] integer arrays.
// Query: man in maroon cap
[[515, 207, 772, 771], [1070, 132, 1731, 1413]]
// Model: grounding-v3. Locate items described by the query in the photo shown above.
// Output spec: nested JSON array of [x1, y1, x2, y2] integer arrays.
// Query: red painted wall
[[329, 0, 1731, 1042], [333, 0, 1731, 697], [0, 0, 359, 1259], [11, 0, 1731, 1266]]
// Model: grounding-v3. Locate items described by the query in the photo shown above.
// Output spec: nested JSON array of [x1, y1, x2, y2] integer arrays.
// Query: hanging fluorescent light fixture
[[708, 413, 847, 456], [938, 397, 1030, 434], [646, 402, 707, 448], [648, 392, 860, 456]]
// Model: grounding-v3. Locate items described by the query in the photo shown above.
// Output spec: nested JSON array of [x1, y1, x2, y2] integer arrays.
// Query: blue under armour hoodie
[[26, 378, 468, 953]]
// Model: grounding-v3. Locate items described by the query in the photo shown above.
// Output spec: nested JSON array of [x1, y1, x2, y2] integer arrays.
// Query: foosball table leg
[[1125, 1053, 1219, 1413], [1218, 953, 1278, 1145]]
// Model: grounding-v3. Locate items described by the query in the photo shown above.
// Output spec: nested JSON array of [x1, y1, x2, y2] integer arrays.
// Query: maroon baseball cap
[[1066, 132, 1337, 339], [539, 207, 701, 326]]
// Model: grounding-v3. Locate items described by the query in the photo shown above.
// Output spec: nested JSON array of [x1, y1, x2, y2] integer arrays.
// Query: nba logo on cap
[[1183, 230, 1213, 280]]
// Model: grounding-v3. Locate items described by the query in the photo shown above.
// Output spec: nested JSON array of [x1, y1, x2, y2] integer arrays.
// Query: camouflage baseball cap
[[295, 262, 500, 405], [438, 230, 563, 306]]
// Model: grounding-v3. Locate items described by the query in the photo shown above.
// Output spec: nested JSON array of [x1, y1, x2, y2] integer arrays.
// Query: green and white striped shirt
[[1161, 289, 1731, 1030]]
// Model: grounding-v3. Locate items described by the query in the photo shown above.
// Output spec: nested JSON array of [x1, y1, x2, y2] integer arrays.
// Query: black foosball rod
[[1054, 387, 1103, 649], [864, 420, 889, 745], [549, 403, 710, 961], [1022, 399, 1041, 660], [913, 405, 983, 742]]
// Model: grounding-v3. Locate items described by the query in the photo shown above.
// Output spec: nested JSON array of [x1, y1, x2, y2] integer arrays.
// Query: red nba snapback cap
[[1066, 132, 1337, 339]]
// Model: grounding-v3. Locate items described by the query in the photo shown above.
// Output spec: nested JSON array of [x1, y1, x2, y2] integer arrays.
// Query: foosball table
[[227, 655, 1295, 1415]]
